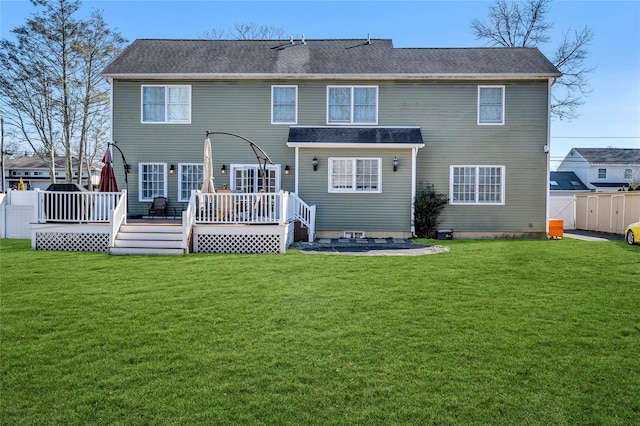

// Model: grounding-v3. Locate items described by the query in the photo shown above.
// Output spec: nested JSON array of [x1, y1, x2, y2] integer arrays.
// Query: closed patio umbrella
[[201, 135, 215, 194], [99, 148, 118, 192]]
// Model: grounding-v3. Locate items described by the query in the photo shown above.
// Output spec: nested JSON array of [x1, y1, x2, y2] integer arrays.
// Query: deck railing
[[37, 190, 123, 223], [195, 191, 289, 225]]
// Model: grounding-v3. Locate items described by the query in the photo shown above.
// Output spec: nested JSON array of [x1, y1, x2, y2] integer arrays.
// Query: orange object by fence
[[548, 219, 564, 239]]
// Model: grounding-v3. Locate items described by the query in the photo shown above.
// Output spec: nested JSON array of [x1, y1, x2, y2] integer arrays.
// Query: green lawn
[[1, 238, 639, 425]]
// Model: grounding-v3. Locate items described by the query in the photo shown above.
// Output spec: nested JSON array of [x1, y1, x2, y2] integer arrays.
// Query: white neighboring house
[[3, 156, 100, 191], [557, 148, 640, 192]]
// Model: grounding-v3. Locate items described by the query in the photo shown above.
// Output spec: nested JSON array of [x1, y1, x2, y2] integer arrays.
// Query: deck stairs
[[109, 222, 185, 255]]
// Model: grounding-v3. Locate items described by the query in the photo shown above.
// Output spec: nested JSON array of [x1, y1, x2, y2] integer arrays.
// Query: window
[[327, 86, 378, 124], [624, 168, 633, 179], [178, 163, 203, 202], [450, 166, 505, 205], [478, 86, 505, 125], [139, 163, 167, 201], [598, 168, 607, 179], [142, 85, 191, 123], [231, 164, 280, 193], [272, 86, 297, 124], [329, 158, 381, 193]]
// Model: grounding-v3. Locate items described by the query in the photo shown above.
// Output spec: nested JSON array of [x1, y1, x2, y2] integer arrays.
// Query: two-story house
[[557, 148, 640, 192], [102, 38, 560, 238], [3, 156, 100, 191]]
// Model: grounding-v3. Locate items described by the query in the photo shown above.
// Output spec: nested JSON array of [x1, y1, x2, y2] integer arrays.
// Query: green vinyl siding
[[112, 77, 550, 234], [297, 149, 414, 232]]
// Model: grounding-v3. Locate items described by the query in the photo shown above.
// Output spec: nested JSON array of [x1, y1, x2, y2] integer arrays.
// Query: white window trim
[[177, 163, 204, 202], [138, 162, 168, 202], [141, 85, 192, 124], [597, 168, 607, 179], [230, 164, 281, 193], [326, 85, 379, 125], [449, 165, 506, 205], [271, 85, 298, 124], [328, 157, 382, 193], [477, 85, 505, 125]]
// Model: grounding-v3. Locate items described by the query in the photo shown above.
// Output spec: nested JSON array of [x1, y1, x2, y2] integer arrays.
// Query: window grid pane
[[452, 166, 504, 204], [179, 164, 203, 201], [356, 159, 379, 190], [453, 167, 476, 203], [331, 159, 353, 190], [141, 164, 165, 200]]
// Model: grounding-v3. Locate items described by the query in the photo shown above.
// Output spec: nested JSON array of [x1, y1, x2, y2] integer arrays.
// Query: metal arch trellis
[[205, 131, 274, 192]]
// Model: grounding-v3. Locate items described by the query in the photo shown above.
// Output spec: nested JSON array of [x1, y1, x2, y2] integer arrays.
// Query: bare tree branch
[[471, 0, 593, 120], [198, 22, 286, 40]]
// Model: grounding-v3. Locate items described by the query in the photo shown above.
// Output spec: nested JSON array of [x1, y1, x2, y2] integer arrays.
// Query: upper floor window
[[327, 86, 378, 124], [272, 86, 297, 124], [450, 165, 505, 205], [178, 163, 203, 202], [329, 158, 381, 193], [598, 168, 607, 179], [624, 168, 632, 179], [142, 85, 191, 123], [139, 163, 167, 201], [478, 86, 505, 125]]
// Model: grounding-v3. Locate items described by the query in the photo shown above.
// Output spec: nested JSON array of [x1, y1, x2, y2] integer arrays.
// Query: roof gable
[[102, 38, 560, 78]]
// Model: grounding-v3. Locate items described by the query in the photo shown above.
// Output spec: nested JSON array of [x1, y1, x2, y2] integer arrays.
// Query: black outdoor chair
[[148, 196, 168, 217]]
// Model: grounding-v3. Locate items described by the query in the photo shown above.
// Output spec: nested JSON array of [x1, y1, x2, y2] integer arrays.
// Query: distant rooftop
[[572, 148, 640, 165], [549, 171, 589, 191]]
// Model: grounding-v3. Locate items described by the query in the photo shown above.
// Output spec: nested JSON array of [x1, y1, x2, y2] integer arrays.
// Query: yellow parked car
[[625, 222, 640, 245]]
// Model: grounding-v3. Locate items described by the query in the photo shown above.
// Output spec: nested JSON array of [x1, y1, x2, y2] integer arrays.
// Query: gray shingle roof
[[288, 127, 424, 145], [574, 148, 640, 165], [549, 171, 589, 191], [102, 39, 560, 78]]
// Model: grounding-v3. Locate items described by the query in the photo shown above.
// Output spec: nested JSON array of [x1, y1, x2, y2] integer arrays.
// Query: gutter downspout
[[546, 78, 553, 235], [294, 146, 299, 195], [411, 147, 418, 237]]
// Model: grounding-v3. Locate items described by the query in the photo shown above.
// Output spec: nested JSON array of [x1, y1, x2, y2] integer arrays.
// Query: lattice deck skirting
[[35, 232, 109, 252], [196, 233, 281, 254]]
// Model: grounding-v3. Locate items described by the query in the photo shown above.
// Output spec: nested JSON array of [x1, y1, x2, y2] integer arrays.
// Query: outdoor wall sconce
[[220, 164, 226, 174], [392, 156, 399, 172], [169, 164, 175, 174], [284, 165, 290, 175], [312, 156, 319, 171]]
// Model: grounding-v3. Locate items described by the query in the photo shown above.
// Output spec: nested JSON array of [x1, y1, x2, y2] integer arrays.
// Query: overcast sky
[[2, 0, 639, 166]]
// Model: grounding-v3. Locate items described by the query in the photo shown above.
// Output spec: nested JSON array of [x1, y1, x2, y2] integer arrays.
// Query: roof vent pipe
[[289, 36, 295, 45], [301, 33, 306, 45], [367, 33, 371, 44]]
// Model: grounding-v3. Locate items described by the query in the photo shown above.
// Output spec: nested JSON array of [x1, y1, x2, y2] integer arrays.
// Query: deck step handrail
[[109, 190, 127, 247], [37, 190, 123, 223], [289, 192, 316, 242], [182, 190, 198, 250]]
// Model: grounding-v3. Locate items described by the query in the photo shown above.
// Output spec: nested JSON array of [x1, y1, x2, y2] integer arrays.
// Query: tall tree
[[471, 0, 594, 120], [0, 0, 125, 184], [198, 22, 286, 40]]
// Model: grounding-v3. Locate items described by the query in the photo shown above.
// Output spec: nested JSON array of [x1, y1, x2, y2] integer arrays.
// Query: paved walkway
[[289, 238, 450, 256], [563, 230, 624, 242]]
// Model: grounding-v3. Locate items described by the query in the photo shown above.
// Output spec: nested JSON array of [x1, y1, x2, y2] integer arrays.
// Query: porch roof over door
[[287, 126, 425, 149]]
